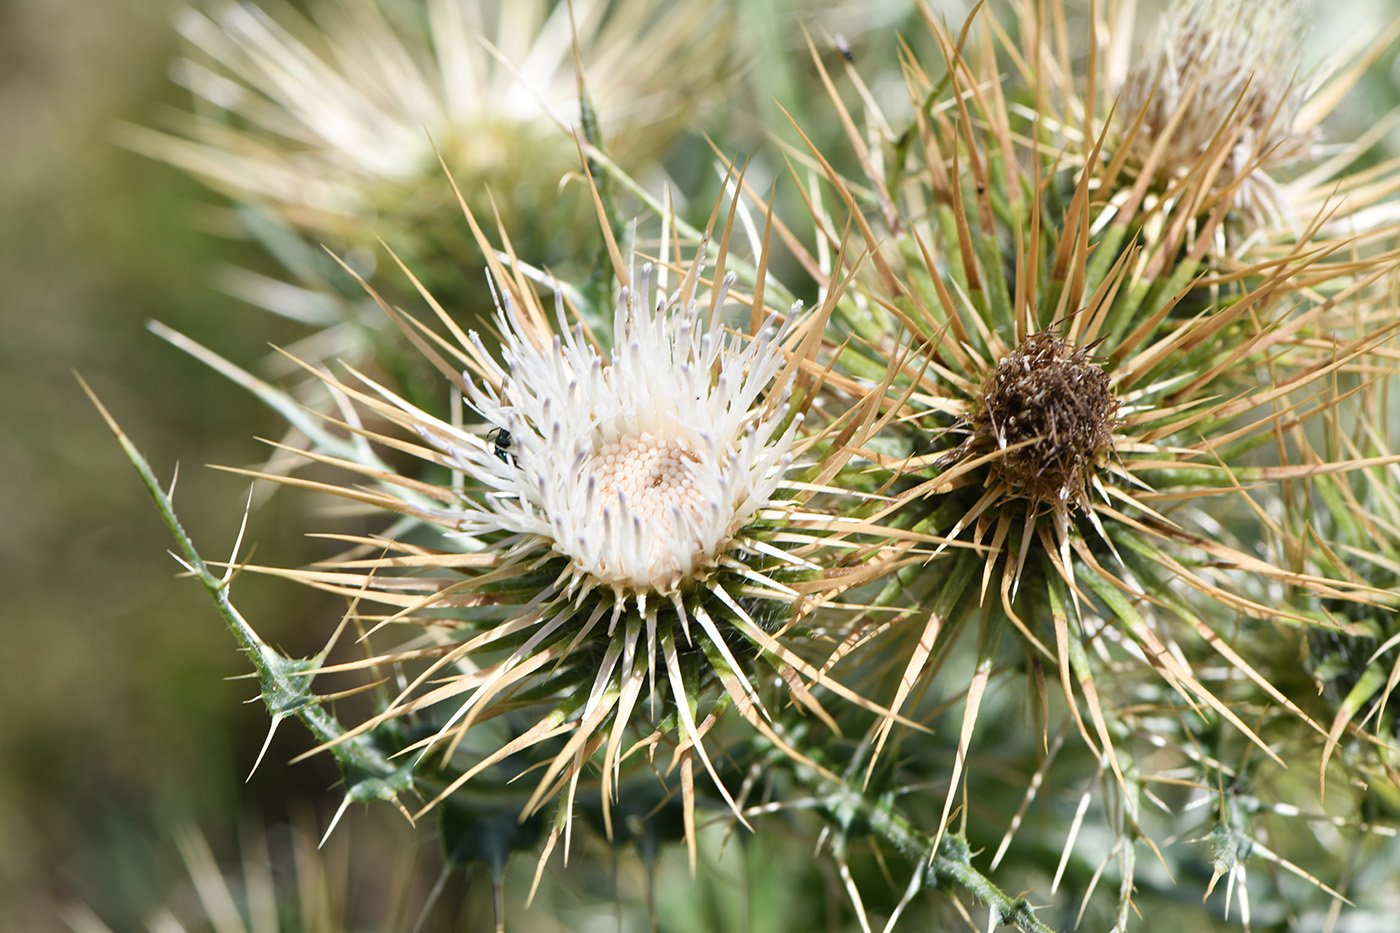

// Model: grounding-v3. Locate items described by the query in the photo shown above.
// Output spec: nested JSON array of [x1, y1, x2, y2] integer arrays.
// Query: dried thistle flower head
[[775, 3, 1400, 920], [1118, 0, 1313, 227], [964, 331, 1117, 508]]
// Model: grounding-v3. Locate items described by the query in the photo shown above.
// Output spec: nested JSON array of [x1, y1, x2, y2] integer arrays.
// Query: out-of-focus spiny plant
[[99, 0, 1400, 930], [122, 0, 738, 425], [125, 0, 731, 269]]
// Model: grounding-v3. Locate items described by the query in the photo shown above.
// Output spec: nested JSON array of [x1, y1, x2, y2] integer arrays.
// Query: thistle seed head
[[969, 331, 1118, 508]]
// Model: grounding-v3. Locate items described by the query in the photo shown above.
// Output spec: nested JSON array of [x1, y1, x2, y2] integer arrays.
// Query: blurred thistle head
[[1117, 0, 1314, 229], [125, 0, 729, 237]]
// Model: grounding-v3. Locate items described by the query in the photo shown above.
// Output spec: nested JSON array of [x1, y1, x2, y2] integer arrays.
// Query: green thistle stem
[[89, 383, 412, 806], [775, 720, 1057, 933]]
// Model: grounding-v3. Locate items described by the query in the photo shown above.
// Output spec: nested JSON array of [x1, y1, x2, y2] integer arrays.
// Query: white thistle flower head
[[294, 214, 863, 845], [446, 256, 803, 601], [1118, 0, 1313, 228]]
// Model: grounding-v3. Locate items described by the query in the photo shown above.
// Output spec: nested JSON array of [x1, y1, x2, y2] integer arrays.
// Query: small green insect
[[486, 427, 516, 465]]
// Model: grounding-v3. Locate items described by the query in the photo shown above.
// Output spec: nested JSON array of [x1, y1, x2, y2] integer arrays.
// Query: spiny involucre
[[219, 189, 901, 877]]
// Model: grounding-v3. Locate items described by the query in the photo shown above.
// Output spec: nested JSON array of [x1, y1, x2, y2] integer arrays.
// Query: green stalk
[[774, 719, 1058, 933], [87, 381, 413, 811]]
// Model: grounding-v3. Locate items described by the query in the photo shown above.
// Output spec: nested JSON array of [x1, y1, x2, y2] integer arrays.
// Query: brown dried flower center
[[972, 332, 1117, 505]]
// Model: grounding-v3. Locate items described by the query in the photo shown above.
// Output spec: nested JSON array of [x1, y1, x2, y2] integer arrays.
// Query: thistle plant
[[234, 199, 867, 858], [101, 0, 1400, 930], [744, 0, 1400, 925]]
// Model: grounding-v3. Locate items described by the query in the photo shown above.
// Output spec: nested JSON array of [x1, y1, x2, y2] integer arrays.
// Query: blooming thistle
[[199, 177, 904, 888], [753, 1, 1400, 923], [454, 259, 798, 602]]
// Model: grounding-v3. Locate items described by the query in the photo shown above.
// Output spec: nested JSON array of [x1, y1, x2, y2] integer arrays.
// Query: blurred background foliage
[[0, 0, 344, 928], [3, 0, 1399, 930]]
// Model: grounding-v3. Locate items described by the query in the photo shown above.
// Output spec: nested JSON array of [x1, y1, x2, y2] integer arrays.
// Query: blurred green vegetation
[[0, 0, 352, 927]]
